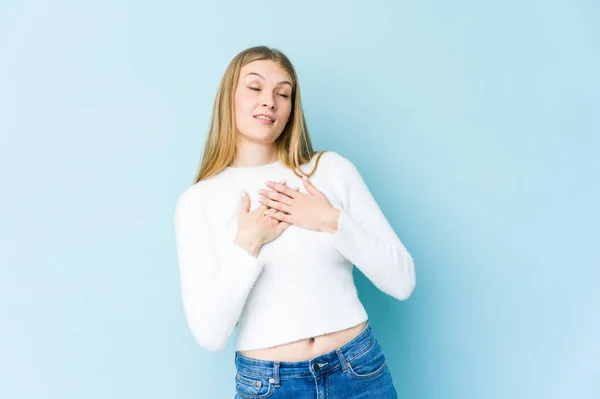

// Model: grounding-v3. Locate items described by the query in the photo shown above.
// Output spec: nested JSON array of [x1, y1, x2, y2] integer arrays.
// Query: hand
[[234, 191, 291, 256], [258, 177, 341, 233]]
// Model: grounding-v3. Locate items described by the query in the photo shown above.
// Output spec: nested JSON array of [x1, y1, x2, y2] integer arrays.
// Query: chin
[[239, 129, 283, 144]]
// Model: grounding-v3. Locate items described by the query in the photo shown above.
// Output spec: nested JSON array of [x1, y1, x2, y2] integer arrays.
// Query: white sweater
[[174, 151, 415, 351]]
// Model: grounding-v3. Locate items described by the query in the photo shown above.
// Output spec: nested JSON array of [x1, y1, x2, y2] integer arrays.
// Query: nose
[[262, 91, 277, 110]]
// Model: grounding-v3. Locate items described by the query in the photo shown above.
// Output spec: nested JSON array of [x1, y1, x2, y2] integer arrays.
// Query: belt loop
[[336, 348, 349, 373], [272, 361, 281, 386]]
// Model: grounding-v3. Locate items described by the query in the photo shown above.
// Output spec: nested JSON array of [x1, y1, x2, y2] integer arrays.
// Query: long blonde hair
[[193, 46, 327, 183]]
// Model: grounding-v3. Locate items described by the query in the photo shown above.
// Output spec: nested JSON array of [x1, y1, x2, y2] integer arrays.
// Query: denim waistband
[[234, 321, 375, 381]]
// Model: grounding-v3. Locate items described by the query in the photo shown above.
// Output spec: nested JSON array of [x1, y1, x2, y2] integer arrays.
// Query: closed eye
[[249, 86, 289, 98]]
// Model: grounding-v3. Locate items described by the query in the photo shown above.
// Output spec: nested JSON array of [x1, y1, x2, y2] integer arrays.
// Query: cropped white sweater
[[174, 151, 415, 351]]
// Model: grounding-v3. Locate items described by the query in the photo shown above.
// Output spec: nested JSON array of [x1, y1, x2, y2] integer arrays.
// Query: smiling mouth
[[254, 115, 275, 122]]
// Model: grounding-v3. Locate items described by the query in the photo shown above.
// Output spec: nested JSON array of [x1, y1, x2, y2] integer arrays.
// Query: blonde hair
[[193, 45, 327, 183]]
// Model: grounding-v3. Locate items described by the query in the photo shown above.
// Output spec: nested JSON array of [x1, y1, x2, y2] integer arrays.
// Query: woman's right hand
[[234, 191, 291, 257]]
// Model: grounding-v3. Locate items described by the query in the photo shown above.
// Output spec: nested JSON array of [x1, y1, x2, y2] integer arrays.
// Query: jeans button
[[313, 363, 320, 372]]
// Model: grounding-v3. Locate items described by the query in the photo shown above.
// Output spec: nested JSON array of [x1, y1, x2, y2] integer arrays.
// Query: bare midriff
[[238, 321, 368, 362]]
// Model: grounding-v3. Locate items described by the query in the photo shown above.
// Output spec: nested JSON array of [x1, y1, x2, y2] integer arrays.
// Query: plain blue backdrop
[[1, 1, 598, 398]]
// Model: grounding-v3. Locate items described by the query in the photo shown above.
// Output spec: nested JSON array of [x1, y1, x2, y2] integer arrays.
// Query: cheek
[[234, 94, 250, 122], [281, 104, 292, 123]]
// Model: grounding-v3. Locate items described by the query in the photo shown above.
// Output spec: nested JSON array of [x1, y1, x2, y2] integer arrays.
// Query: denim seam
[[345, 339, 376, 363], [235, 376, 274, 399], [347, 359, 388, 380], [237, 371, 275, 380]]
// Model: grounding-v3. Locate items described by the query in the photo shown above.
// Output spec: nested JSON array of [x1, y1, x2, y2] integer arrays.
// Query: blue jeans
[[234, 322, 398, 398]]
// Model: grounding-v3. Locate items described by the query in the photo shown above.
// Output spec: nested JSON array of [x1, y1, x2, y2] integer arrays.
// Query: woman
[[174, 45, 416, 398]]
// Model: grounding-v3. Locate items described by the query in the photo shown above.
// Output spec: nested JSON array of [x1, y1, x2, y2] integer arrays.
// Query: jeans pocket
[[234, 372, 274, 399], [346, 340, 388, 380]]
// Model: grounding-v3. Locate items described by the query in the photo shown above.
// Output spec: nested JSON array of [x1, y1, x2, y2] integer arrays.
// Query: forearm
[[329, 209, 415, 300], [319, 207, 341, 234], [182, 242, 264, 351]]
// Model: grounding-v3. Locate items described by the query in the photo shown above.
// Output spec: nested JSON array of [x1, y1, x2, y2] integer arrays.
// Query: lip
[[253, 113, 276, 123]]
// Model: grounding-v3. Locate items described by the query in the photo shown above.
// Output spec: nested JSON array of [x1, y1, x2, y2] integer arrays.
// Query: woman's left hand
[[258, 178, 340, 233]]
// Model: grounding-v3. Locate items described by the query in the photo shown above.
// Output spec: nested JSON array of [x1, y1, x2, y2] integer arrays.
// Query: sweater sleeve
[[174, 187, 265, 351], [329, 154, 416, 300]]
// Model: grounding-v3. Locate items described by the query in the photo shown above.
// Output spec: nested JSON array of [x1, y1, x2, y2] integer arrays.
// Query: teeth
[[255, 115, 273, 121]]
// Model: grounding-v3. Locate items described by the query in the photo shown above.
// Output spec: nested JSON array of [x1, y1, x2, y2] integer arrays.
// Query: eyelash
[[248, 87, 289, 98]]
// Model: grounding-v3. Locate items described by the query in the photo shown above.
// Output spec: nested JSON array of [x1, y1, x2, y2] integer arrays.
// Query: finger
[[265, 180, 299, 199], [302, 176, 321, 196], [259, 196, 290, 213], [239, 191, 250, 214], [259, 189, 293, 206], [258, 203, 269, 215], [267, 210, 292, 226]]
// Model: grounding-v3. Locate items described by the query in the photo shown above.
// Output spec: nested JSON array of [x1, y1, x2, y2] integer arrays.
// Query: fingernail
[[280, 179, 286, 184], [302, 175, 308, 181], [241, 191, 246, 198]]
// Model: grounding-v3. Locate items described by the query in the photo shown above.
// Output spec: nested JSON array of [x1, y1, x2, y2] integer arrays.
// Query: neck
[[232, 141, 279, 168]]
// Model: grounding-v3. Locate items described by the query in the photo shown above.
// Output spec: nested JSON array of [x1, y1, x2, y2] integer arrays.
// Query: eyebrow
[[245, 72, 292, 87]]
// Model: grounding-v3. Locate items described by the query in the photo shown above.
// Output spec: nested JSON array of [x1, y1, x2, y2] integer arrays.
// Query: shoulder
[[313, 150, 361, 178], [174, 179, 214, 219], [175, 168, 230, 208], [312, 150, 356, 171]]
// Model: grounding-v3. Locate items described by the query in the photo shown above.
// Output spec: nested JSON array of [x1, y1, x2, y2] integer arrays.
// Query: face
[[234, 60, 293, 145]]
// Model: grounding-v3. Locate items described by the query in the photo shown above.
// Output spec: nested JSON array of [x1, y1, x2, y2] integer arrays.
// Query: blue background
[[1, 1, 598, 398]]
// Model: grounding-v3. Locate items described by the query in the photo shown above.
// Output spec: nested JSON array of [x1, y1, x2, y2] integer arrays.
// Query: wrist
[[234, 236, 261, 257], [320, 208, 341, 234]]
